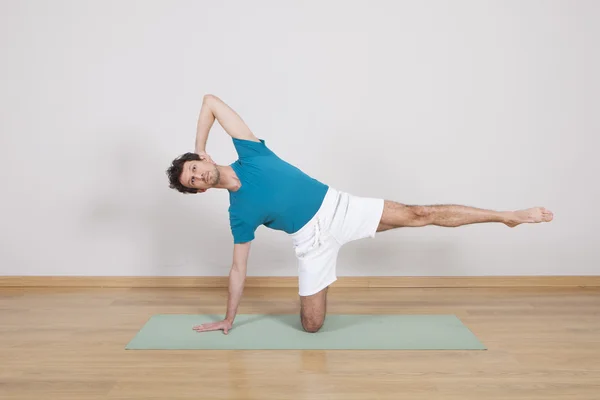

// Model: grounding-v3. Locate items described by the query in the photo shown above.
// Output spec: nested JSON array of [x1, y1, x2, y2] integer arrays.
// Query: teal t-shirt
[[228, 137, 328, 243]]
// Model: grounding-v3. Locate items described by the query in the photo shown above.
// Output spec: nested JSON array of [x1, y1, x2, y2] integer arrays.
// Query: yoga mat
[[126, 314, 486, 350]]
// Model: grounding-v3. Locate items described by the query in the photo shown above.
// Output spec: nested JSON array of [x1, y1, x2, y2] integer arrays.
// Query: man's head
[[166, 152, 220, 194]]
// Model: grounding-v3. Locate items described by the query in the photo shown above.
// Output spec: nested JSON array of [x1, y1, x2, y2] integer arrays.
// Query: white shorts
[[289, 186, 385, 296]]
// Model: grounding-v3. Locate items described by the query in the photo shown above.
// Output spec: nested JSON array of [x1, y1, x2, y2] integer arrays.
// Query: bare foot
[[505, 207, 554, 228]]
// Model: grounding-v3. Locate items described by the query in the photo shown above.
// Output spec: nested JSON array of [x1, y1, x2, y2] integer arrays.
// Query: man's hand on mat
[[193, 319, 232, 334]]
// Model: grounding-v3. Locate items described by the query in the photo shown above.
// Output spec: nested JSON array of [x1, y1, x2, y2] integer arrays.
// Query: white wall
[[1, 0, 598, 277]]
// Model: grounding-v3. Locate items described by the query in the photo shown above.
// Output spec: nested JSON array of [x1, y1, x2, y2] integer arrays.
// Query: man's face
[[179, 159, 220, 193]]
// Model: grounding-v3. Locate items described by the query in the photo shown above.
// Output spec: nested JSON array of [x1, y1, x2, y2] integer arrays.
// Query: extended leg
[[300, 286, 328, 333], [377, 201, 553, 231]]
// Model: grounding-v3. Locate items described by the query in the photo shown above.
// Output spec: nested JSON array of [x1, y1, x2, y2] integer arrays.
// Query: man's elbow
[[203, 94, 219, 105], [231, 262, 247, 274], [231, 262, 248, 271], [230, 264, 247, 285]]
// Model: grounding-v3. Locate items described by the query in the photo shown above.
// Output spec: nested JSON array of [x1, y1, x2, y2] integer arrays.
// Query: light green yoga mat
[[125, 314, 486, 350]]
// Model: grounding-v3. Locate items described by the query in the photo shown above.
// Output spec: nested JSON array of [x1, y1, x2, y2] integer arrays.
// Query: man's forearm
[[225, 265, 246, 323], [195, 96, 216, 153]]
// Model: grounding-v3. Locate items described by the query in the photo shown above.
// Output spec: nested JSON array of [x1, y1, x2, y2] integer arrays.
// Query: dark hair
[[166, 152, 201, 193]]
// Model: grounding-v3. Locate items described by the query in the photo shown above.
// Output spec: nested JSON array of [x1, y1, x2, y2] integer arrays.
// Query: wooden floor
[[1, 286, 599, 399]]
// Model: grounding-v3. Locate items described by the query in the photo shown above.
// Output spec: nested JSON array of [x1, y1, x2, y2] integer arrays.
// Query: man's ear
[[198, 189, 207, 193]]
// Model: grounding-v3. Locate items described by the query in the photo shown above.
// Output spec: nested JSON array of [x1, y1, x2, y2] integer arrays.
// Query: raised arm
[[195, 94, 260, 154]]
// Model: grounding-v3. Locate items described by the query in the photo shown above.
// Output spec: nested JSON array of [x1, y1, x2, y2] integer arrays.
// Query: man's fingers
[[193, 324, 211, 331], [193, 323, 220, 332], [193, 322, 230, 333]]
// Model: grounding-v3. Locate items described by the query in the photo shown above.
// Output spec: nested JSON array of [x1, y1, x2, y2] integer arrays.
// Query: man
[[166, 94, 554, 334]]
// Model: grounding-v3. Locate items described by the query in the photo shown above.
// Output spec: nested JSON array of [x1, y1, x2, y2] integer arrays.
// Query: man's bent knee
[[301, 317, 324, 333], [299, 286, 328, 333]]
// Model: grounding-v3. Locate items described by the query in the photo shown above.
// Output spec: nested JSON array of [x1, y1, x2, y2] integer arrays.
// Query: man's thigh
[[331, 191, 385, 245], [300, 286, 328, 333]]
